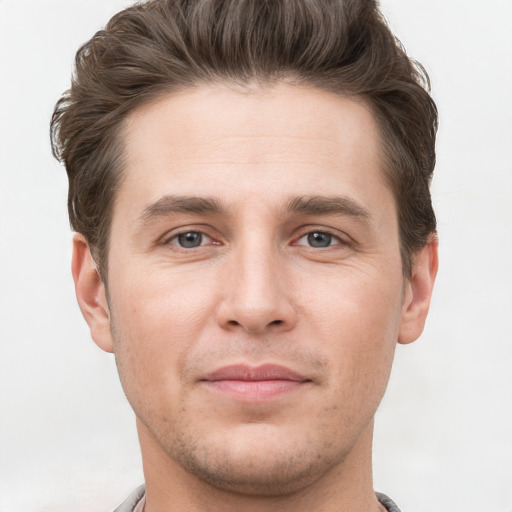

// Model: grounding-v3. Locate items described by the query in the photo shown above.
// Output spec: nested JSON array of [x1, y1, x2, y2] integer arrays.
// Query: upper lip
[[202, 364, 309, 382]]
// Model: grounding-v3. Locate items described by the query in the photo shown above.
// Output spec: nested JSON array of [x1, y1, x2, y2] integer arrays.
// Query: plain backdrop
[[1, 1, 511, 511]]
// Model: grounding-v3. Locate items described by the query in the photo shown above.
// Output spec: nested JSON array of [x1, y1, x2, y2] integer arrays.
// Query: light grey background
[[1, 1, 511, 511]]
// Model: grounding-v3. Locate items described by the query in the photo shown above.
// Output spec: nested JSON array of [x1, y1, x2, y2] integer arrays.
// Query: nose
[[216, 240, 297, 335]]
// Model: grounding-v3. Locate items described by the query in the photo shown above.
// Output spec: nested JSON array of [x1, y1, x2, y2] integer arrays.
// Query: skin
[[72, 83, 438, 512]]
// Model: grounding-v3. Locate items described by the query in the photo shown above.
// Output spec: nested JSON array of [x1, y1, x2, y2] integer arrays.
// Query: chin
[[163, 423, 349, 497], [175, 447, 341, 497]]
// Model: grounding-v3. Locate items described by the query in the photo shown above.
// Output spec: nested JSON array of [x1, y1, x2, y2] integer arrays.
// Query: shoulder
[[113, 484, 146, 512], [376, 492, 402, 512]]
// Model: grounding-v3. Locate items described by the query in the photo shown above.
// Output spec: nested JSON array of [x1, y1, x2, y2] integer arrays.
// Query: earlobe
[[71, 234, 114, 353], [398, 236, 439, 345]]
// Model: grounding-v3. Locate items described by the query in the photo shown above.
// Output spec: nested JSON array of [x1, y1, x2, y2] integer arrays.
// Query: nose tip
[[216, 257, 297, 334]]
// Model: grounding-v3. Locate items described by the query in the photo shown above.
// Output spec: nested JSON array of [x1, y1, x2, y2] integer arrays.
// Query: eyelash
[[164, 227, 350, 250], [166, 230, 217, 249], [293, 230, 346, 249]]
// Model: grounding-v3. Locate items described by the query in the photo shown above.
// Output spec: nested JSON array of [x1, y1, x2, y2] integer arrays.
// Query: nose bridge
[[234, 230, 280, 312], [218, 227, 295, 333]]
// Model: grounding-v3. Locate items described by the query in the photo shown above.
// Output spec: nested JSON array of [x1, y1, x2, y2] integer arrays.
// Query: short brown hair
[[51, 0, 437, 279]]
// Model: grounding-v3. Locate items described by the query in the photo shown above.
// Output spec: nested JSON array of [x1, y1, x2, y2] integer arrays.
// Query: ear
[[398, 236, 439, 344], [71, 233, 114, 353]]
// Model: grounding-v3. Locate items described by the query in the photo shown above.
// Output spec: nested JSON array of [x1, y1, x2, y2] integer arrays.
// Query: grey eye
[[307, 232, 333, 248], [176, 232, 204, 248]]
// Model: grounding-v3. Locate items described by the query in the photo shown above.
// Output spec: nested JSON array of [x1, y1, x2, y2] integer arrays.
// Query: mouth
[[200, 364, 312, 402]]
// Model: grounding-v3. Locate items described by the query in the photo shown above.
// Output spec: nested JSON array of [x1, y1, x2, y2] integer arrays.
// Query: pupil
[[308, 232, 331, 248], [178, 232, 202, 248]]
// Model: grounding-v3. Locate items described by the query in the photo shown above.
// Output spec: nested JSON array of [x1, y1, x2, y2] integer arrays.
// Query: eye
[[295, 231, 339, 248], [169, 231, 212, 248]]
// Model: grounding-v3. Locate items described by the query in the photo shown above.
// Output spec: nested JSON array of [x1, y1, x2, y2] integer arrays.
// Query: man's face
[[82, 84, 431, 494]]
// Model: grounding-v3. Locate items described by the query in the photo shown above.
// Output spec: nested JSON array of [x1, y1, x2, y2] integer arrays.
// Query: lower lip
[[203, 379, 308, 401]]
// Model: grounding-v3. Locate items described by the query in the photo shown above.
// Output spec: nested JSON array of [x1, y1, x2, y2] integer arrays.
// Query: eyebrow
[[285, 195, 371, 220], [138, 193, 371, 226], [138, 195, 226, 225]]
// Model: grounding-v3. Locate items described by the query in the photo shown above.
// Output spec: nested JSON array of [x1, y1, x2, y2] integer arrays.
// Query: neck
[[137, 418, 381, 512]]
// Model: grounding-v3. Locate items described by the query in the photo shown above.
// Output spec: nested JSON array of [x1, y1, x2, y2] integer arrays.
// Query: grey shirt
[[114, 485, 402, 511]]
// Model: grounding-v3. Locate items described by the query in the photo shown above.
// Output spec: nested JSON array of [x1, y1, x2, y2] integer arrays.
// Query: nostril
[[225, 318, 283, 331]]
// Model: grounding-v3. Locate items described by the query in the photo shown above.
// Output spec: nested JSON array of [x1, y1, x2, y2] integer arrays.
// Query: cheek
[[111, 259, 216, 338], [107, 263, 218, 404], [302, 264, 403, 341], [300, 267, 403, 390]]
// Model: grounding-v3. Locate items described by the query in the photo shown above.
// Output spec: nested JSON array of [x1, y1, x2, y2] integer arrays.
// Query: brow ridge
[[139, 195, 226, 225], [138, 193, 370, 225], [285, 195, 370, 219]]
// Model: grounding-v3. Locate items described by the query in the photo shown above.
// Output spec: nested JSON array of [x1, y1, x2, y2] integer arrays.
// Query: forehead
[[119, 83, 390, 213]]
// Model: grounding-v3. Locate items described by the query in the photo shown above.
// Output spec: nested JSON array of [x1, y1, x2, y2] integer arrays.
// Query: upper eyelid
[[292, 226, 351, 243], [163, 231, 220, 252], [168, 231, 212, 244], [159, 225, 352, 245], [160, 225, 217, 243], [294, 231, 345, 247]]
